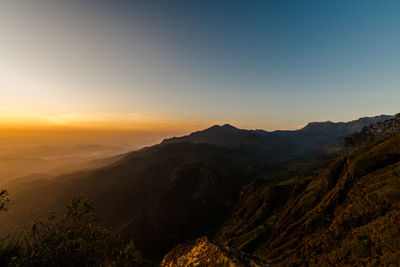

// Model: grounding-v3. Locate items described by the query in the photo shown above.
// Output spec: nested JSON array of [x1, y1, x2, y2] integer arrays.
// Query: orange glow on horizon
[[0, 110, 211, 131], [0, 109, 303, 149], [0, 111, 213, 148]]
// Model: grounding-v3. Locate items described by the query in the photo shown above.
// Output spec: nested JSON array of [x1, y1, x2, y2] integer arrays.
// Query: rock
[[160, 236, 271, 267]]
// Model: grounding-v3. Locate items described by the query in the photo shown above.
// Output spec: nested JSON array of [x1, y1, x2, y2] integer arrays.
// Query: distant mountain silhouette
[[163, 115, 393, 160], [300, 114, 393, 136], [162, 124, 249, 147]]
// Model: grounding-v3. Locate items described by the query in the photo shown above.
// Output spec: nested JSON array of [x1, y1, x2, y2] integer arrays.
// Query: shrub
[[8, 196, 148, 266]]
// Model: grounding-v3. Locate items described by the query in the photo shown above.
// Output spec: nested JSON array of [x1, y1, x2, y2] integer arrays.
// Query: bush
[[4, 195, 148, 266]]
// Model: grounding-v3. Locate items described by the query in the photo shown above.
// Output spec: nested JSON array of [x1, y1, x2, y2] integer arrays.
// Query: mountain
[[215, 131, 400, 266], [162, 124, 249, 147], [0, 114, 395, 263], [162, 115, 392, 160], [0, 142, 259, 260]]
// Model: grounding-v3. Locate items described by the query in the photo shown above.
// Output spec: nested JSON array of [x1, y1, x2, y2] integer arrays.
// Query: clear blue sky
[[1, 0, 399, 130]]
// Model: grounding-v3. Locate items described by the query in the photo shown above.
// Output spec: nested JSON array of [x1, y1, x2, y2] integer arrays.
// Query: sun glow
[[0, 108, 203, 130], [0, 107, 213, 148]]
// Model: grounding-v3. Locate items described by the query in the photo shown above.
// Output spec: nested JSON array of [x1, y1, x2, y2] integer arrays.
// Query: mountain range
[[0, 114, 398, 265], [162, 115, 392, 160]]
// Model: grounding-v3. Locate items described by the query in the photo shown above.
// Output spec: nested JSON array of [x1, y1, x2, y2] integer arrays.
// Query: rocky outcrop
[[160, 237, 271, 267], [345, 113, 400, 147]]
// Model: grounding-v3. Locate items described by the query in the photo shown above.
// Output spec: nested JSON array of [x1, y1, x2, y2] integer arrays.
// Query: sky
[[1, 0, 400, 137]]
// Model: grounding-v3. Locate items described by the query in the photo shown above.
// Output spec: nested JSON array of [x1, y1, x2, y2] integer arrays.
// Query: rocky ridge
[[160, 236, 271, 267]]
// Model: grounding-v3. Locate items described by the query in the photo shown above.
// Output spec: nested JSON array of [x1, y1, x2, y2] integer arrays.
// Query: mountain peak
[[222, 123, 236, 128], [208, 124, 238, 130], [161, 123, 244, 147]]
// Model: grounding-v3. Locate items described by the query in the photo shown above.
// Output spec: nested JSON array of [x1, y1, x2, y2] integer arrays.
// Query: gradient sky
[[1, 0, 400, 131]]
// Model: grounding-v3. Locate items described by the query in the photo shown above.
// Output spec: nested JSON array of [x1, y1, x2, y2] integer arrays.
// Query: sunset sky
[[1, 0, 400, 137]]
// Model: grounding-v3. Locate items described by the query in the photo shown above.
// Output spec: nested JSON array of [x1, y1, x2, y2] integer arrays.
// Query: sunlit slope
[[216, 134, 400, 266]]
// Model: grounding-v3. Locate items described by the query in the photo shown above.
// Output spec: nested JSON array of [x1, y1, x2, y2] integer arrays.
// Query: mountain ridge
[[163, 114, 393, 144], [162, 115, 393, 161], [300, 114, 393, 134]]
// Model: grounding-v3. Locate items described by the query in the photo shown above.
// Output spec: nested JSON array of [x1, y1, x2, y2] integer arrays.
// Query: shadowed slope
[[0, 142, 258, 260]]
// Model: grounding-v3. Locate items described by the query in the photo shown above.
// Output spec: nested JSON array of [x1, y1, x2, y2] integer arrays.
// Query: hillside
[[215, 133, 400, 266], [0, 142, 259, 260], [0, 114, 396, 264], [346, 113, 400, 147]]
